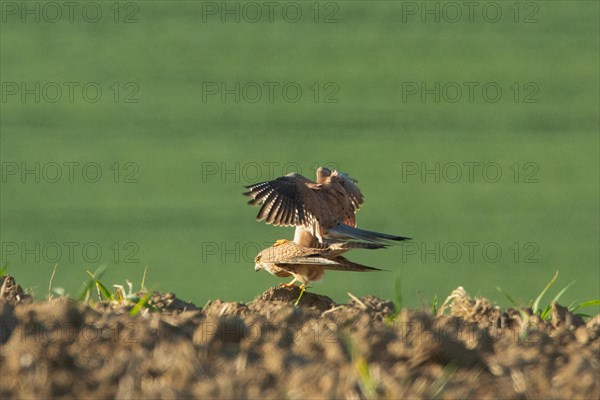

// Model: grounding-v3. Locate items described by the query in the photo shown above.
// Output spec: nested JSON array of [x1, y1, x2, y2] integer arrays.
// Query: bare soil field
[[1, 274, 598, 399]]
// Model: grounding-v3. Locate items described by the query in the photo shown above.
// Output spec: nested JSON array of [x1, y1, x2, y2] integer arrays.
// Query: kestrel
[[254, 239, 385, 288], [244, 167, 410, 245]]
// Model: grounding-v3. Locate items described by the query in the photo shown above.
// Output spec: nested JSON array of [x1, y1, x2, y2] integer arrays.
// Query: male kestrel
[[244, 167, 410, 245], [254, 239, 384, 288]]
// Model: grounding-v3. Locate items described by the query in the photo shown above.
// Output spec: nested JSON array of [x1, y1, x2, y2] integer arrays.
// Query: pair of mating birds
[[245, 167, 410, 290]]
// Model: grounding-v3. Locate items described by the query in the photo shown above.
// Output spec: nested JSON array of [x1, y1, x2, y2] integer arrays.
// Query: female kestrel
[[244, 167, 410, 245], [254, 239, 385, 288]]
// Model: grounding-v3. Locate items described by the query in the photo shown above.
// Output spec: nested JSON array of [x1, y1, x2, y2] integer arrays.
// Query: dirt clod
[[0, 274, 32, 305]]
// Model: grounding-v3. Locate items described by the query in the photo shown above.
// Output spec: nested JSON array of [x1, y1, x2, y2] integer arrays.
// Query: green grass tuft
[[77, 265, 108, 302]]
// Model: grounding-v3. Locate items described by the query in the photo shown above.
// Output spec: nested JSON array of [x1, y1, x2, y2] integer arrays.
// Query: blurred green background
[[1, 1, 598, 312]]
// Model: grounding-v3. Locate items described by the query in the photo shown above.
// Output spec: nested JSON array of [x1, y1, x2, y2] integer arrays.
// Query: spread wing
[[244, 170, 363, 237], [244, 173, 312, 227]]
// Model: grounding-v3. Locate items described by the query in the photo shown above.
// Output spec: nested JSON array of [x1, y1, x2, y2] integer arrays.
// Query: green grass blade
[[575, 299, 600, 308], [130, 290, 153, 316], [355, 357, 377, 398], [540, 304, 553, 320], [532, 270, 559, 314], [496, 286, 518, 306], [77, 265, 107, 301], [431, 294, 438, 315], [78, 274, 97, 301], [567, 300, 580, 311], [95, 280, 113, 301], [549, 281, 575, 305], [86, 270, 112, 301], [571, 299, 600, 312]]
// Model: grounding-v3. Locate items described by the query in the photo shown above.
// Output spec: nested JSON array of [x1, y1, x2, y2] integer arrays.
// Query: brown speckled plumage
[[254, 239, 383, 286]]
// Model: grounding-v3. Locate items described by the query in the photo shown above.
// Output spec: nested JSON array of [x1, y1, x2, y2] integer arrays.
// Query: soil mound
[[1, 275, 598, 399]]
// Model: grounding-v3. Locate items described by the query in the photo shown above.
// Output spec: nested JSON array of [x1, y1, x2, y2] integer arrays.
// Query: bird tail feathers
[[328, 224, 411, 244]]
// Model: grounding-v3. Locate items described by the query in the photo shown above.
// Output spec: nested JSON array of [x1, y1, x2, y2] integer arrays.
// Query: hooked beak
[[254, 264, 262, 272]]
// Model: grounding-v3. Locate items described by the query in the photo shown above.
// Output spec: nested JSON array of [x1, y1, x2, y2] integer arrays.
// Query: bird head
[[254, 254, 263, 271], [255, 240, 288, 272], [316, 166, 332, 182]]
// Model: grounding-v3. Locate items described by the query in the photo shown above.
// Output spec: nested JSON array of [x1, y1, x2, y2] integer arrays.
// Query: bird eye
[[255, 255, 261, 262]]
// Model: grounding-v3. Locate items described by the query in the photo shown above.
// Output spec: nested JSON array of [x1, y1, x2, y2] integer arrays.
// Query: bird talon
[[279, 283, 296, 289]]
